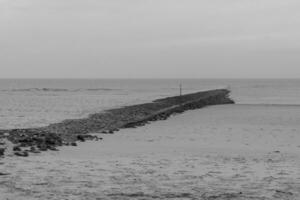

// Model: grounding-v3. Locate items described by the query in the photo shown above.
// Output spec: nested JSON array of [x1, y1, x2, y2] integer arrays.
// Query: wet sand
[[1, 104, 300, 199]]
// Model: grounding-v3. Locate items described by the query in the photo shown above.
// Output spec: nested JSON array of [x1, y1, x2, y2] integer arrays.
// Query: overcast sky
[[1, 0, 300, 78]]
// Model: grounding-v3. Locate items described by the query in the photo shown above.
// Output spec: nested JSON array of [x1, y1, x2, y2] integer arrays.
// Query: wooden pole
[[179, 83, 182, 96]]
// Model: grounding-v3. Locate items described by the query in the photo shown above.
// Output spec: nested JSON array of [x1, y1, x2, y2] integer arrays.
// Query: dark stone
[[14, 151, 29, 157], [0, 148, 5, 156], [45, 136, 59, 146], [48, 146, 59, 151], [18, 138, 33, 144], [108, 130, 114, 134], [123, 123, 136, 128], [33, 137, 45, 144], [13, 146, 22, 152], [71, 142, 77, 146], [37, 144, 48, 151], [29, 147, 41, 154], [77, 135, 86, 142]]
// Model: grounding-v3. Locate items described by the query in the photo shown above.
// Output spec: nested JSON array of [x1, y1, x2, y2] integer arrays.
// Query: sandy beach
[[2, 0, 300, 198], [1, 104, 300, 200]]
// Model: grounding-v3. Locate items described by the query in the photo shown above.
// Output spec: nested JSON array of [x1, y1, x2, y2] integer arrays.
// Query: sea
[[0, 79, 299, 129]]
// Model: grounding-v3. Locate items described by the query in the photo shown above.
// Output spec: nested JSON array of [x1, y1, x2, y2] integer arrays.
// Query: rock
[[0, 148, 5, 156], [0, 172, 10, 176], [18, 138, 33, 145], [45, 135, 62, 146], [77, 135, 85, 142], [29, 147, 41, 154], [93, 135, 99, 140], [13, 146, 22, 152], [14, 151, 29, 157], [108, 130, 114, 134], [71, 142, 77, 146], [48, 146, 59, 151], [37, 144, 48, 151], [19, 143, 28, 147], [33, 137, 45, 144], [31, 150, 41, 154]]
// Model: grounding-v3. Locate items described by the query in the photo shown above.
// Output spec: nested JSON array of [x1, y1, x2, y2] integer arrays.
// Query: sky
[[1, 0, 300, 78]]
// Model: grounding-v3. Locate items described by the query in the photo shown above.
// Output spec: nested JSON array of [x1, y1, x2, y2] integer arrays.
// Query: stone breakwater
[[0, 89, 234, 157]]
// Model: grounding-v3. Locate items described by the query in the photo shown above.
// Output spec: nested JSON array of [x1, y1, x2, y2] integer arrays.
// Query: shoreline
[[1, 104, 299, 199], [0, 89, 234, 157]]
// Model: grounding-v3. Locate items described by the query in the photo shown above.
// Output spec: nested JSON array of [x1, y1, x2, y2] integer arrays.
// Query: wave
[[86, 88, 122, 91], [237, 103, 300, 107], [1, 88, 122, 92]]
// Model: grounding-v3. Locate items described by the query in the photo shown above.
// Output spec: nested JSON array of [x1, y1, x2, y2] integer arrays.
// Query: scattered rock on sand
[[0, 89, 234, 158]]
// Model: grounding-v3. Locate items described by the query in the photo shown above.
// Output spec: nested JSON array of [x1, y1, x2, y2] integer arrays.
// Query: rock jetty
[[0, 89, 234, 157]]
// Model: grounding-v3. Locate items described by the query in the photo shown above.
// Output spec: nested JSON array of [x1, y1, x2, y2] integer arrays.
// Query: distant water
[[0, 79, 299, 129]]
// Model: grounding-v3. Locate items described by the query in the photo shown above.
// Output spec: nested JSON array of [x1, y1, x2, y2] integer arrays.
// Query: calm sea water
[[0, 79, 299, 129]]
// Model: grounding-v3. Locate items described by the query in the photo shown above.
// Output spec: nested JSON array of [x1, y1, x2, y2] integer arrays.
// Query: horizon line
[[0, 77, 299, 80]]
